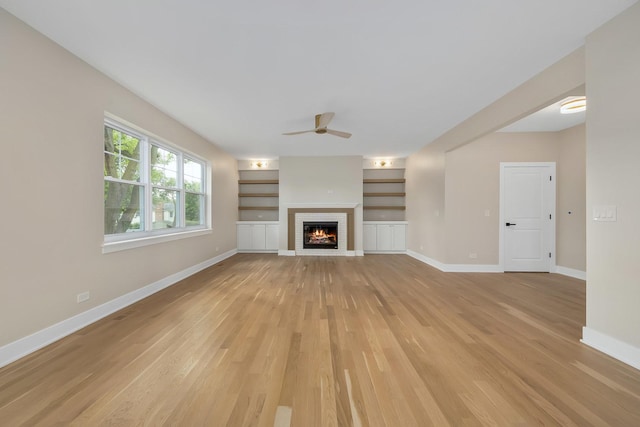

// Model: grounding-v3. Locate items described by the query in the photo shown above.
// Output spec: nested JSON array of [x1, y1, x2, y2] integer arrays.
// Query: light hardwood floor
[[1, 254, 640, 426]]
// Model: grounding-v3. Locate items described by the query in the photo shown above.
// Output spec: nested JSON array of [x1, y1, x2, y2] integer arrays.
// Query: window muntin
[[104, 126, 141, 181], [103, 118, 207, 242], [151, 145, 178, 187]]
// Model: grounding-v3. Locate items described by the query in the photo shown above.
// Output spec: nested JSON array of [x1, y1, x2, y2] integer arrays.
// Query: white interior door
[[501, 163, 555, 272]]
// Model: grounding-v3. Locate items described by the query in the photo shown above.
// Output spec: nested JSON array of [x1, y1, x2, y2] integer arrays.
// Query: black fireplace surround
[[303, 221, 338, 249]]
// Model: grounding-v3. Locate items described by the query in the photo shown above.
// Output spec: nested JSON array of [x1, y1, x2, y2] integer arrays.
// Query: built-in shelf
[[363, 206, 406, 210], [363, 178, 405, 184], [238, 179, 279, 184], [363, 168, 406, 221], [239, 193, 279, 197], [238, 170, 279, 221], [239, 206, 279, 211], [363, 192, 406, 197]]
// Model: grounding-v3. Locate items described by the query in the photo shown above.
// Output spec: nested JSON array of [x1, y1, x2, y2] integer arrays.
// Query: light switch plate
[[593, 205, 617, 222]]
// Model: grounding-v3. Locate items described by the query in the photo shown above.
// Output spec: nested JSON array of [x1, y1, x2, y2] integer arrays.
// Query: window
[[103, 118, 208, 247]]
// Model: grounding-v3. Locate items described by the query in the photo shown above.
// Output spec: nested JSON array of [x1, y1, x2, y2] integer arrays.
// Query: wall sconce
[[250, 160, 269, 168], [373, 159, 393, 168]]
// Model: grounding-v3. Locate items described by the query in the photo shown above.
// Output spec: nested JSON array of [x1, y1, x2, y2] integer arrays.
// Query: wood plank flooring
[[1, 254, 640, 426]]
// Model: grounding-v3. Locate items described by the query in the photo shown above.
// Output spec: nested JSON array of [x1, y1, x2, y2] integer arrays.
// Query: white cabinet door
[[238, 223, 279, 251], [251, 224, 266, 250], [265, 224, 279, 250], [376, 225, 393, 251], [363, 224, 377, 251], [364, 222, 407, 252], [391, 225, 406, 251], [237, 224, 253, 250]]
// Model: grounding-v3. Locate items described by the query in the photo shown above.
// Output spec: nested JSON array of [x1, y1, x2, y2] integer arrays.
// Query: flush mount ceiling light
[[560, 97, 587, 114]]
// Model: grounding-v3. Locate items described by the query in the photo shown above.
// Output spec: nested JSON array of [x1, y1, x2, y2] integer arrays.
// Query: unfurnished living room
[[1, 1, 640, 426]]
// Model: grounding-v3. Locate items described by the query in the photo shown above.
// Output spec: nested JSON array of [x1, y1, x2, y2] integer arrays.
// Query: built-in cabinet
[[363, 221, 407, 253], [237, 222, 279, 252]]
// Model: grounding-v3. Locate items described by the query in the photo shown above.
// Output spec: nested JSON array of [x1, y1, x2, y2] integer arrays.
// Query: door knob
[[506, 222, 517, 226]]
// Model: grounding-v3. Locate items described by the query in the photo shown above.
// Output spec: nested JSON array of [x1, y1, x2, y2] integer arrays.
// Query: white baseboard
[[554, 266, 586, 280], [0, 249, 237, 369], [355, 250, 364, 257], [406, 250, 501, 273], [278, 250, 296, 256], [444, 264, 502, 273], [407, 250, 448, 271], [581, 327, 640, 371]]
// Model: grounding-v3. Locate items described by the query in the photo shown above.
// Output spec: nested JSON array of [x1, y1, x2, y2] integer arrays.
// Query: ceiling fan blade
[[326, 129, 352, 139], [282, 130, 315, 135], [317, 112, 335, 129]]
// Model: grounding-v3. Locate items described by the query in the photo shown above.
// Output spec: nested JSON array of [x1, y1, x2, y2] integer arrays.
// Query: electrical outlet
[[469, 253, 478, 259], [77, 291, 90, 303]]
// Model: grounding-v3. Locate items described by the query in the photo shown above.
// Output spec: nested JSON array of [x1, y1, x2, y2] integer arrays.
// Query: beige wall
[[279, 156, 363, 251], [0, 10, 238, 347], [405, 144, 446, 261], [585, 3, 640, 348], [442, 127, 585, 269], [406, 47, 586, 265], [557, 125, 587, 271]]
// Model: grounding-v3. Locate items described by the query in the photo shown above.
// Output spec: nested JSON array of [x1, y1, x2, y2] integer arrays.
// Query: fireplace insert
[[303, 221, 338, 249]]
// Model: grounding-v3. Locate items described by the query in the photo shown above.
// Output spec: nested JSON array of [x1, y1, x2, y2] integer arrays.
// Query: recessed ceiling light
[[560, 97, 586, 114]]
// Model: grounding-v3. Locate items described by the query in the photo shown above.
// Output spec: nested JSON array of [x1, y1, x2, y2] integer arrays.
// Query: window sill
[[102, 228, 212, 254]]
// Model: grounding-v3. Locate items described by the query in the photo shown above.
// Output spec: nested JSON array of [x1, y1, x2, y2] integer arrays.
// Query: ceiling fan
[[282, 112, 352, 139]]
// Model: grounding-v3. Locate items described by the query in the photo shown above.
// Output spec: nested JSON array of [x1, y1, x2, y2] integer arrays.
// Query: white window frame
[[103, 116, 211, 253]]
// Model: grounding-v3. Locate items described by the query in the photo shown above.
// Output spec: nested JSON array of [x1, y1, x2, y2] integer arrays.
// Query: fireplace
[[290, 209, 352, 256], [303, 222, 338, 249]]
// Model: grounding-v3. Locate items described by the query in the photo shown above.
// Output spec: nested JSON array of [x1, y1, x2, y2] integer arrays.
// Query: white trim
[[554, 266, 586, 280], [278, 250, 296, 256], [407, 250, 448, 271], [0, 249, 237, 369], [407, 250, 501, 273], [102, 228, 212, 253], [408, 250, 585, 276], [581, 327, 640, 371], [355, 250, 365, 257], [365, 250, 408, 255], [444, 264, 503, 273]]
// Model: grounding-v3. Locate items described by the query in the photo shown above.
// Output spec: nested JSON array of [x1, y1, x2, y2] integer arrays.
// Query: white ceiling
[[1, 1, 636, 159]]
